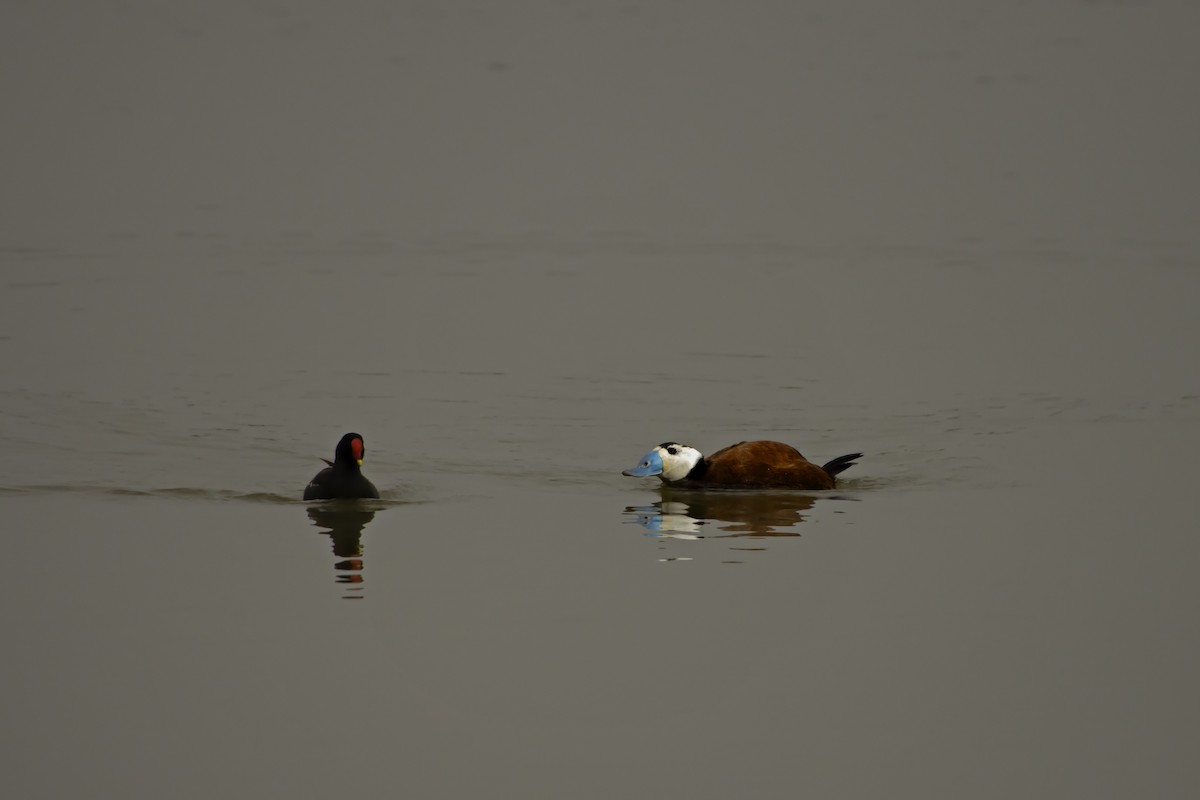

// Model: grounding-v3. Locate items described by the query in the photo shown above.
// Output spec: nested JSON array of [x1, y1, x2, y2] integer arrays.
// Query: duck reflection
[[625, 489, 826, 539], [306, 504, 377, 599]]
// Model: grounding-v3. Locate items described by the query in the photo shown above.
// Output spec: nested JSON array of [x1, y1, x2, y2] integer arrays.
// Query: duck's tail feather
[[821, 452, 862, 478]]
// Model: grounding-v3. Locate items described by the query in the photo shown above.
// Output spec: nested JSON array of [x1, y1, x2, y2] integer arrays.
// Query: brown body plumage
[[683, 441, 844, 489]]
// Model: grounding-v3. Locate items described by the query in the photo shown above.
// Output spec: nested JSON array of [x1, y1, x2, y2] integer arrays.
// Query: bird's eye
[[667, 447, 678, 455]]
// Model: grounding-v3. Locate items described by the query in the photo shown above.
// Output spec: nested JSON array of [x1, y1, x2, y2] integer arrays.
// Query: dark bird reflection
[[306, 504, 377, 599], [625, 489, 829, 539]]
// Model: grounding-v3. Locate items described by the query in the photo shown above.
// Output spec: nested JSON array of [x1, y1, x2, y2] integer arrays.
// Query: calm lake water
[[2, 3, 1198, 798]]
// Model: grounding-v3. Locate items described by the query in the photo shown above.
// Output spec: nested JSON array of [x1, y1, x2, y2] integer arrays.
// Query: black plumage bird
[[303, 432, 380, 500]]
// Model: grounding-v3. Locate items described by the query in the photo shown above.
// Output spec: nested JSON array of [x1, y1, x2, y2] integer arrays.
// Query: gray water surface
[[2, 3, 1199, 798]]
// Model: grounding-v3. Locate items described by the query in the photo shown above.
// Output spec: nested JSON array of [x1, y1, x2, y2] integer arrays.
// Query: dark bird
[[303, 432, 380, 500], [622, 440, 861, 490]]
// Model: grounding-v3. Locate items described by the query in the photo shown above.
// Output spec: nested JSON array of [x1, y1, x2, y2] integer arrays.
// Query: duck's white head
[[622, 442, 703, 482]]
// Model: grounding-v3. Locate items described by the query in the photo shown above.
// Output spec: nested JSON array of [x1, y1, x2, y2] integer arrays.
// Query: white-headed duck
[[622, 440, 861, 490], [303, 432, 380, 500]]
